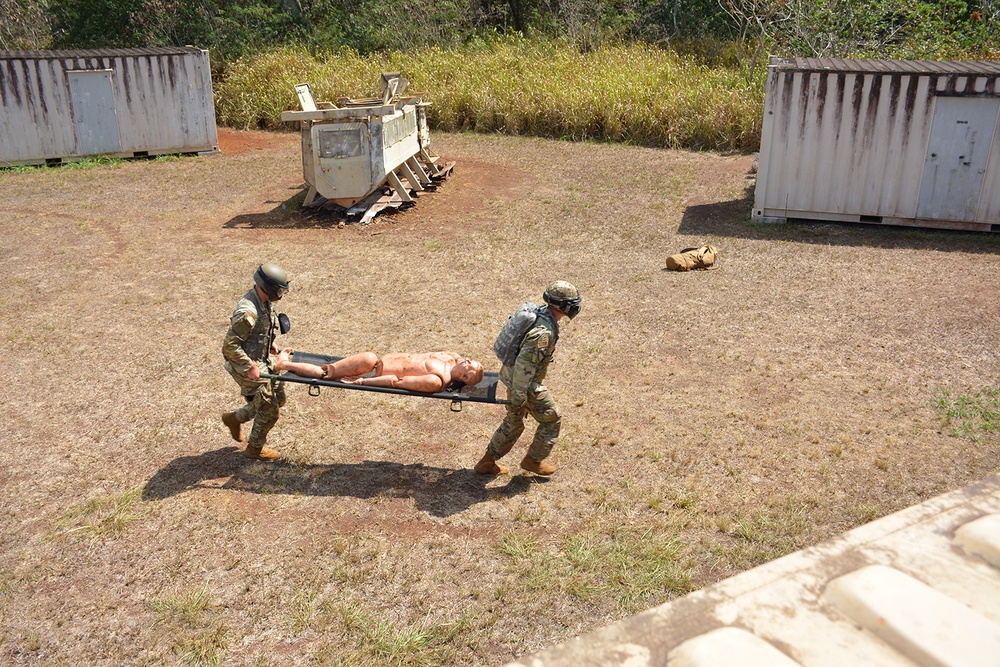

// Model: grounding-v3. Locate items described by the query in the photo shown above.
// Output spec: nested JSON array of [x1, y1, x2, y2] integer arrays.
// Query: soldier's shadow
[[142, 446, 538, 518]]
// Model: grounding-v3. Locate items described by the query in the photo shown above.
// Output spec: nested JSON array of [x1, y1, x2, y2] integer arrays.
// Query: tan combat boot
[[222, 412, 243, 442], [474, 453, 508, 475], [520, 455, 555, 476], [243, 445, 281, 461]]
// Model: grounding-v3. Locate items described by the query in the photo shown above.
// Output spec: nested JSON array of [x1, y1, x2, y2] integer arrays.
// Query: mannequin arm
[[359, 374, 445, 392]]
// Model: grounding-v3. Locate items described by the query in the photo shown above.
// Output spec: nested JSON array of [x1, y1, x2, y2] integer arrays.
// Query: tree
[[1, 0, 53, 49]]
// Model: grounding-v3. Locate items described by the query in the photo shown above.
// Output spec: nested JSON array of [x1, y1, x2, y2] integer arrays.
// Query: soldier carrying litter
[[221, 263, 291, 460], [475, 280, 582, 477]]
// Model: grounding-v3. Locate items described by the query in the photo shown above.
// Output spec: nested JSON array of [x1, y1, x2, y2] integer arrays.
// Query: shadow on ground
[[681, 184, 1000, 254], [142, 446, 538, 517], [222, 188, 340, 229], [223, 187, 412, 229]]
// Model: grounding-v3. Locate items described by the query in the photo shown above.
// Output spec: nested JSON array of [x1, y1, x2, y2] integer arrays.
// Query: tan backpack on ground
[[666, 245, 719, 271]]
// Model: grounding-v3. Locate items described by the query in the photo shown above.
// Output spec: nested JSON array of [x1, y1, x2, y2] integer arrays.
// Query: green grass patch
[[152, 585, 229, 667], [498, 531, 539, 559], [711, 495, 814, 570], [152, 586, 212, 627], [498, 526, 695, 612], [308, 594, 465, 666], [59, 487, 144, 539], [2, 164, 46, 173], [937, 384, 1000, 439], [62, 156, 126, 170], [215, 38, 763, 151], [2, 156, 126, 173]]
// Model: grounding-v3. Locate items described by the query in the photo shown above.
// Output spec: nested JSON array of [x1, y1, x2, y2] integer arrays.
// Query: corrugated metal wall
[[0, 47, 218, 166], [754, 58, 1000, 231]]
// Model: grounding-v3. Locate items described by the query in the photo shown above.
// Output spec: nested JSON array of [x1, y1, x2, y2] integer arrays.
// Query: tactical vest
[[233, 289, 276, 362]]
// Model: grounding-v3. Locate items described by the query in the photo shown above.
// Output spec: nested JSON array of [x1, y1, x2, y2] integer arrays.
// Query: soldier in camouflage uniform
[[475, 281, 582, 476], [221, 263, 291, 460]]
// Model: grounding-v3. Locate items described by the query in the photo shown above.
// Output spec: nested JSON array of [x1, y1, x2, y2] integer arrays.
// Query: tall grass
[[215, 38, 764, 151]]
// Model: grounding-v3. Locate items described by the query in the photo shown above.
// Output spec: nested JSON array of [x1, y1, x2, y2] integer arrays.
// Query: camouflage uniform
[[488, 305, 561, 462], [222, 287, 286, 450]]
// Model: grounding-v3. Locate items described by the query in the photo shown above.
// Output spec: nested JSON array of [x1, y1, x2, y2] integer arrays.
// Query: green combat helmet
[[543, 280, 582, 319], [254, 263, 290, 301]]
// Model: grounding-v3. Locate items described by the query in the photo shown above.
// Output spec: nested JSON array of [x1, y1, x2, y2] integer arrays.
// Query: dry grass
[[1, 129, 999, 666]]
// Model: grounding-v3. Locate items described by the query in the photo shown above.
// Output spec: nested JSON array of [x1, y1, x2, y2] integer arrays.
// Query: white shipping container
[[754, 57, 1000, 232], [0, 47, 218, 166]]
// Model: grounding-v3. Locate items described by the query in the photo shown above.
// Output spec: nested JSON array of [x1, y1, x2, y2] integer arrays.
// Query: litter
[[263, 351, 507, 411]]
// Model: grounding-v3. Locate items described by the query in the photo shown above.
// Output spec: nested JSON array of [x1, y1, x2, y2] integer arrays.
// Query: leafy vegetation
[[937, 384, 1000, 439], [5, 0, 997, 59]]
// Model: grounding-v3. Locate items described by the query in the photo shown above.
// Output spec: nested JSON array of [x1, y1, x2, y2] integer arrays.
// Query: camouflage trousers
[[488, 383, 561, 462], [226, 362, 286, 449]]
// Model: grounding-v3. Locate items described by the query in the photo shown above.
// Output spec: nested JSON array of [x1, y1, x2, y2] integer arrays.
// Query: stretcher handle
[[263, 372, 321, 395]]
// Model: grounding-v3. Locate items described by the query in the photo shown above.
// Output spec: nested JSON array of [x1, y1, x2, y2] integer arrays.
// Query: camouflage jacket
[[500, 305, 559, 406], [222, 287, 278, 375]]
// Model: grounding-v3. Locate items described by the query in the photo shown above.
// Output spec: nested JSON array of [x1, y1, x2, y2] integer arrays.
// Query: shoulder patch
[[537, 333, 550, 349], [230, 310, 257, 336]]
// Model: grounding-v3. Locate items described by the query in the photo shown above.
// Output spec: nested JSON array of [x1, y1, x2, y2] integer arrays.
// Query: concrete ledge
[[509, 476, 1000, 667]]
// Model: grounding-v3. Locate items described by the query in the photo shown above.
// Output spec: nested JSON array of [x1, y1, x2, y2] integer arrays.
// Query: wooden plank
[[302, 185, 318, 207], [386, 170, 413, 203], [281, 105, 396, 122], [406, 156, 432, 185], [399, 161, 425, 191]]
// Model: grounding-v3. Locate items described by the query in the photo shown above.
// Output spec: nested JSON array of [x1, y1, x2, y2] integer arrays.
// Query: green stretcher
[[262, 350, 508, 410]]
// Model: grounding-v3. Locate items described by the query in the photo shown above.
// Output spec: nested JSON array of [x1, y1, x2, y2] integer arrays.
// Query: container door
[[917, 97, 1000, 221], [312, 122, 371, 202], [68, 70, 122, 157]]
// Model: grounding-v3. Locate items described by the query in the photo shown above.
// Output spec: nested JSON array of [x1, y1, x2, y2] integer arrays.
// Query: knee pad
[[534, 405, 561, 425]]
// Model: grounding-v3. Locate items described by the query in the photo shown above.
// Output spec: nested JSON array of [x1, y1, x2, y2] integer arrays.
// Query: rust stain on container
[[754, 57, 1000, 232]]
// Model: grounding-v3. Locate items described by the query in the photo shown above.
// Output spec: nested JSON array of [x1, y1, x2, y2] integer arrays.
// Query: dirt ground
[[1, 127, 999, 666]]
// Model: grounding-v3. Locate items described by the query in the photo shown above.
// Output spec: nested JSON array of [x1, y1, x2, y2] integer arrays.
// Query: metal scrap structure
[[281, 73, 453, 223]]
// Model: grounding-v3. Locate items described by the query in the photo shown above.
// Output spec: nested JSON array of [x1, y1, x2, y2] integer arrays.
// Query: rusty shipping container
[[754, 57, 1000, 232], [0, 47, 218, 167]]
